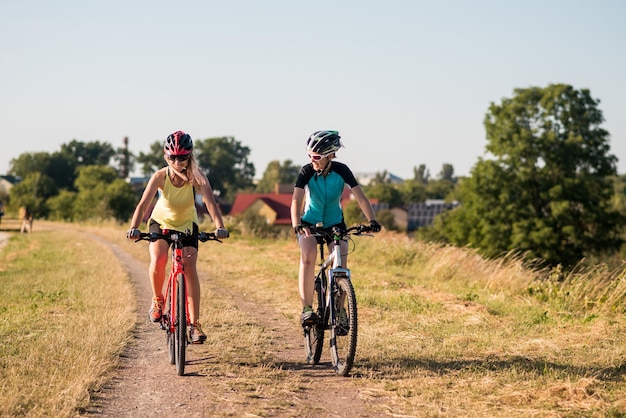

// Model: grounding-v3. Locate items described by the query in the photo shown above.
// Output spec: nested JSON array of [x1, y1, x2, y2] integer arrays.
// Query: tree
[[194, 136, 255, 200], [60, 140, 115, 167], [256, 160, 300, 193], [343, 200, 365, 226], [10, 140, 119, 192], [136, 141, 166, 176], [438, 163, 456, 182], [399, 180, 427, 205], [370, 170, 392, 186], [413, 164, 429, 184], [73, 165, 135, 222], [428, 84, 623, 267], [9, 152, 54, 179], [47, 151, 79, 191], [8, 172, 58, 218], [47, 190, 78, 221], [364, 183, 403, 207]]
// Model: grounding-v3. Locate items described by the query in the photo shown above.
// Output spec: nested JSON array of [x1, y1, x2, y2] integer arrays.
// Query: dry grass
[[0, 223, 135, 417], [2, 222, 626, 417]]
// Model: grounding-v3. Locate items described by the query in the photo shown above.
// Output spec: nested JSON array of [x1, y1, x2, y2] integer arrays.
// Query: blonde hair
[[165, 152, 207, 187]]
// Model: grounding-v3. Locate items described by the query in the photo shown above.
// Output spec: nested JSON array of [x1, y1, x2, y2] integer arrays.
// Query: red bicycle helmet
[[164, 131, 193, 155]]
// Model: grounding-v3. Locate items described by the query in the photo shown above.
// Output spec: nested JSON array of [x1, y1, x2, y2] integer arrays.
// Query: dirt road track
[[83, 234, 384, 417]]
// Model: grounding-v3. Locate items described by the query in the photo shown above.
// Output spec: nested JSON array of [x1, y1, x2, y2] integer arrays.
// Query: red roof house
[[229, 193, 293, 225]]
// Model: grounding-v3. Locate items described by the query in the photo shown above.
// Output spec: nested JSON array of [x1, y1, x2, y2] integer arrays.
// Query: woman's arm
[[129, 169, 165, 229], [197, 173, 225, 229], [291, 187, 305, 227], [350, 185, 376, 222]]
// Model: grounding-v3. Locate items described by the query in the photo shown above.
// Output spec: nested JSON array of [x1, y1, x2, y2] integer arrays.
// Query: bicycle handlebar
[[134, 230, 224, 244], [307, 224, 375, 240]]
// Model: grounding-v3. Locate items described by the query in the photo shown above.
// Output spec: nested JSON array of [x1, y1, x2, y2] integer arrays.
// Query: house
[[229, 190, 293, 226], [0, 175, 20, 197]]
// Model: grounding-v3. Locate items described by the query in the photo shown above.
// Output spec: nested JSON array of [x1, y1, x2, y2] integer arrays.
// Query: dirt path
[[84, 236, 385, 417]]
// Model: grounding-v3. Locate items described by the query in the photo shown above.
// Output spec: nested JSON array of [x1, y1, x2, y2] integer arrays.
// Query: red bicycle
[[135, 229, 223, 376]]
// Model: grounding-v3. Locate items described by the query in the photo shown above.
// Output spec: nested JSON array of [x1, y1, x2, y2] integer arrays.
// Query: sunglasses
[[167, 154, 190, 162], [308, 153, 330, 161]]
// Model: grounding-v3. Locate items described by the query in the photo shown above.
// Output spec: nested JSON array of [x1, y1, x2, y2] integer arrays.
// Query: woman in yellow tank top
[[126, 131, 229, 344]]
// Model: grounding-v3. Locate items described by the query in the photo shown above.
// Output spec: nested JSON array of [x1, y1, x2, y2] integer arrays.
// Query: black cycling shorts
[[149, 219, 199, 249]]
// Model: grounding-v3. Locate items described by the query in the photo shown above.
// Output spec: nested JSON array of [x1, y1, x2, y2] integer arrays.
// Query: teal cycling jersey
[[294, 161, 359, 227]]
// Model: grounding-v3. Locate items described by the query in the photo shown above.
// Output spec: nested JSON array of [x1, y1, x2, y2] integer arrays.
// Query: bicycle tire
[[165, 277, 175, 365], [175, 272, 187, 376], [167, 320, 175, 365], [330, 275, 357, 377], [304, 274, 325, 365]]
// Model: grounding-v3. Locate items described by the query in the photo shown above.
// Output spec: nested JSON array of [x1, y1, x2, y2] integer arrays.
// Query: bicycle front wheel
[[175, 272, 187, 376], [165, 277, 175, 365], [330, 275, 357, 377]]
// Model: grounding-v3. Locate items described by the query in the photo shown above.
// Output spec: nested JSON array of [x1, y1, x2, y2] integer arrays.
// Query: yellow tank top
[[150, 168, 198, 232]]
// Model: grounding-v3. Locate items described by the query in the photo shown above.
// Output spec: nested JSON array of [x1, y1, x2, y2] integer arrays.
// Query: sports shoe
[[301, 306, 318, 327], [148, 297, 163, 323], [189, 321, 207, 344], [336, 308, 349, 336]]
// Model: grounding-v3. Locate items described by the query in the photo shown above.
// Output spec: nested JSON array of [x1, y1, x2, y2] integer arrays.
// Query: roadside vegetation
[[0, 224, 135, 417], [2, 221, 626, 416]]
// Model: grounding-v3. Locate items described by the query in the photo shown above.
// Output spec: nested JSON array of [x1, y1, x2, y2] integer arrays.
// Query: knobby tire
[[166, 277, 175, 365], [175, 272, 187, 376], [330, 276, 358, 377]]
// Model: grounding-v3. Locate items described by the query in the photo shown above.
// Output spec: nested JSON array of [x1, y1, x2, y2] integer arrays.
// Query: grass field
[[1, 221, 626, 416]]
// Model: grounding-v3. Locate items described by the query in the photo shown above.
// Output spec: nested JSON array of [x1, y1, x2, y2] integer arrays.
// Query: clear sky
[[1, 1, 625, 180]]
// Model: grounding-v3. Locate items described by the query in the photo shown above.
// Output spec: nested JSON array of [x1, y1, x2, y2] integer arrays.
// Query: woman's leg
[[298, 235, 318, 307], [183, 249, 200, 324], [149, 240, 169, 300]]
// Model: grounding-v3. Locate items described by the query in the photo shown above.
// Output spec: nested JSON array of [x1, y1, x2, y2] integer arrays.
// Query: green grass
[[3, 222, 626, 416]]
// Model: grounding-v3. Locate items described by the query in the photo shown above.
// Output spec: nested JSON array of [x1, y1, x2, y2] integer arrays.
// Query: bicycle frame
[[162, 232, 188, 335], [317, 228, 350, 331]]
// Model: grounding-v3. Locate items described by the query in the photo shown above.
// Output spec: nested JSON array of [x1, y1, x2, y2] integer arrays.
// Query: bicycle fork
[[325, 268, 350, 329]]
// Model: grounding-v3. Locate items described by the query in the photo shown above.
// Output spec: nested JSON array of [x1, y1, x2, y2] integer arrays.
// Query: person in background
[[290, 130, 381, 327], [19, 206, 33, 234], [126, 131, 229, 344]]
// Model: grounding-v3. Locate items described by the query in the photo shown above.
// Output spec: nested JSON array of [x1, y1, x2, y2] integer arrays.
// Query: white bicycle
[[302, 224, 376, 376]]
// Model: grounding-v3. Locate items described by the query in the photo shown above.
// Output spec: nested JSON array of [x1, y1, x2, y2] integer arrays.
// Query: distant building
[[0, 175, 20, 195], [126, 176, 150, 193], [230, 192, 293, 226], [407, 199, 459, 231], [354, 172, 404, 186]]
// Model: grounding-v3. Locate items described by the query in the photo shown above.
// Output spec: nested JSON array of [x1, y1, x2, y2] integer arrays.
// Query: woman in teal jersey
[[290, 130, 381, 327]]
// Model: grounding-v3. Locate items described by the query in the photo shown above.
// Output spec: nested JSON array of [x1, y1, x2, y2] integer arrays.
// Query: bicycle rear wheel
[[330, 275, 357, 377], [304, 275, 325, 365], [175, 272, 187, 376]]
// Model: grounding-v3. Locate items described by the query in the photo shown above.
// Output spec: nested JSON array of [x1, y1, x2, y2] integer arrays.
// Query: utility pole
[[121, 136, 130, 178]]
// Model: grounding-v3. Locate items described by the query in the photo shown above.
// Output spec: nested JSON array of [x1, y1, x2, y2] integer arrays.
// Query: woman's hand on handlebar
[[126, 228, 141, 239], [215, 227, 229, 239]]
